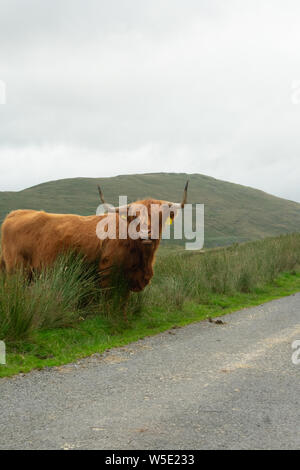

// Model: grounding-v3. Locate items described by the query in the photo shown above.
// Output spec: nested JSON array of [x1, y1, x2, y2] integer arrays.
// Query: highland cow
[[0, 183, 188, 296]]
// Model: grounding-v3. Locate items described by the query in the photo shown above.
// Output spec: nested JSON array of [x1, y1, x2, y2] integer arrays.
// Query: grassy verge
[[1, 233, 300, 378], [1, 271, 300, 378]]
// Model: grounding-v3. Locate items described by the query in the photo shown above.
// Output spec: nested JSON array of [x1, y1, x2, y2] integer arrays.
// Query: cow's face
[[118, 201, 179, 292], [97, 181, 189, 292], [118, 199, 180, 245]]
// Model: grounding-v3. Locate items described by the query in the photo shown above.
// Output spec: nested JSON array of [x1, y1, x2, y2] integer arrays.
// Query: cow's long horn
[[97, 186, 129, 213], [181, 180, 189, 207], [97, 185, 106, 204], [97, 185, 116, 213]]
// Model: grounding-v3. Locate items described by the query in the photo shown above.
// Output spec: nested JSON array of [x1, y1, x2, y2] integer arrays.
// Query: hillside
[[1, 173, 300, 247]]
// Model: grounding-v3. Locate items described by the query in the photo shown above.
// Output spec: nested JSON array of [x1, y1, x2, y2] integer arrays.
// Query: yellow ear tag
[[167, 217, 173, 225], [121, 214, 127, 220]]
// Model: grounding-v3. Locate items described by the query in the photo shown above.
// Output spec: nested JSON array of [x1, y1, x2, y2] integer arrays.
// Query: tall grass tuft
[[0, 271, 36, 342], [0, 253, 100, 342], [144, 233, 300, 310]]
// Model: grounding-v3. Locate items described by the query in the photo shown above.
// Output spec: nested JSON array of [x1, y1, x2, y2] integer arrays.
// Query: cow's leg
[[0, 256, 5, 274], [25, 266, 35, 283]]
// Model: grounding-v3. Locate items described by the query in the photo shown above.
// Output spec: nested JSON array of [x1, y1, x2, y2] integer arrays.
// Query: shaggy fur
[[0, 199, 176, 292]]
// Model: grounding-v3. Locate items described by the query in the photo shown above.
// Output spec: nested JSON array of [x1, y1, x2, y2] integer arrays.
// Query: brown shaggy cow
[[0, 184, 188, 295]]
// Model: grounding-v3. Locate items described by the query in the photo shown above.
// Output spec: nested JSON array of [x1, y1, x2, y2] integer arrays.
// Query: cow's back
[[1, 209, 101, 273], [1, 210, 53, 272]]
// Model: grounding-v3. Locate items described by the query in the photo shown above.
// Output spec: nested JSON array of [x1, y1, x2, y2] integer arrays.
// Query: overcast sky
[[0, 0, 300, 201]]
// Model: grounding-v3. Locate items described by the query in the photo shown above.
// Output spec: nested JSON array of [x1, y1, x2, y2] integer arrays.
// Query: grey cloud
[[0, 0, 300, 201]]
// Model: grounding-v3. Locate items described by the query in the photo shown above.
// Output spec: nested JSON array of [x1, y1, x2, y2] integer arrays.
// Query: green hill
[[1, 172, 300, 247]]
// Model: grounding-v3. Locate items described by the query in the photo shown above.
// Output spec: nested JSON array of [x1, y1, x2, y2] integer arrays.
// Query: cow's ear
[[164, 208, 177, 226], [169, 208, 178, 220]]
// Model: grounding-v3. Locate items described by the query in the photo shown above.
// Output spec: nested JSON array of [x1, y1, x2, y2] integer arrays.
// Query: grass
[[1, 233, 300, 378], [0, 253, 100, 342], [1, 172, 300, 247]]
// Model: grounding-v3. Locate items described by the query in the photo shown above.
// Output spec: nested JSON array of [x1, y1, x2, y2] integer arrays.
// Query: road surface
[[0, 294, 300, 450]]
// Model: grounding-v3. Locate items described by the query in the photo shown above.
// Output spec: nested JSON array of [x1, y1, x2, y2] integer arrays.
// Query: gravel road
[[1, 294, 300, 450]]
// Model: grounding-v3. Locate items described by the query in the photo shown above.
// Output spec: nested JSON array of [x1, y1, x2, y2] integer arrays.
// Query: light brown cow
[[0, 183, 188, 295]]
